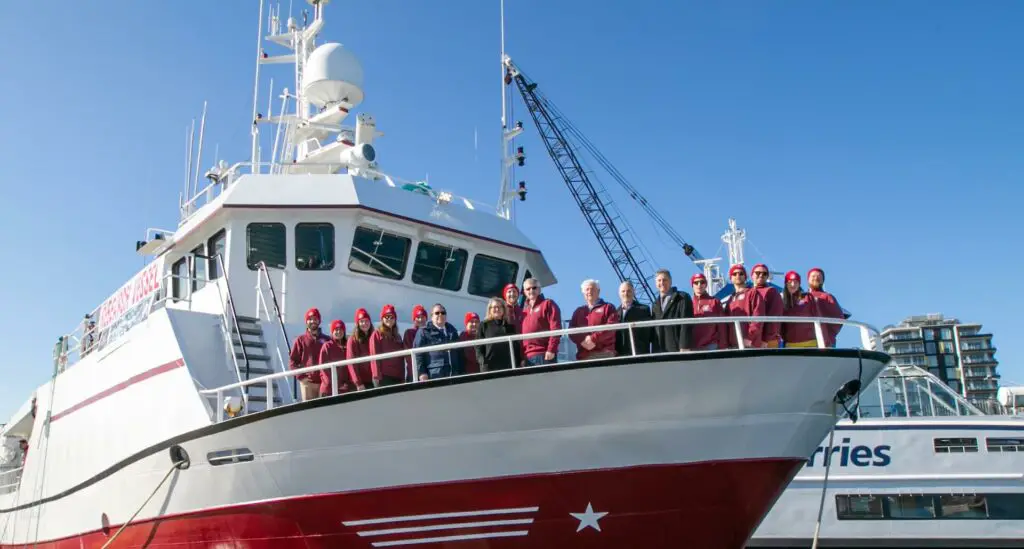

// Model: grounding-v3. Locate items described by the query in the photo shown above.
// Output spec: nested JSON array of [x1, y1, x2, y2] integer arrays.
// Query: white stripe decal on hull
[[357, 519, 535, 536], [369, 531, 530, 547], [342, 506, 540, 526]]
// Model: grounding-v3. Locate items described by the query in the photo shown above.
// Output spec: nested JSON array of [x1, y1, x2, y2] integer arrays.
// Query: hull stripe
[[370, 531, 531, 546], [344, 506, 540, 526], [50, 358, 185, 422], [358, 518, 534, 536]]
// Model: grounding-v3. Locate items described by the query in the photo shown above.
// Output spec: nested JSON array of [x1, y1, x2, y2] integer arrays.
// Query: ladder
[[231, 315, 285, 412]]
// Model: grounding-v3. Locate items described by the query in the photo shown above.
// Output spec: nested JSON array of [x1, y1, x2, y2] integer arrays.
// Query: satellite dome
[[302, 43, 365, 108]]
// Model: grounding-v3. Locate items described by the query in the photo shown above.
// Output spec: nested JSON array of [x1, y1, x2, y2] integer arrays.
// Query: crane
[[500, 55, 726, 300]]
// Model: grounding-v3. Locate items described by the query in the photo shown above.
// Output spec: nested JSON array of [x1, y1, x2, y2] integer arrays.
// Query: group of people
[[288, 265, 843, 400]]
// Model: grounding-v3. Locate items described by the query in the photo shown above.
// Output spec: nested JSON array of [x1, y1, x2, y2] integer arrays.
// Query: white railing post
[[813, 321, 826, 349], [733, 320, 746, 350], [331, 366, 338, 396], [266, 379, 275, 410], [217, 391, 225, 422], [508, 338, 518, 369], [628, 324, 637, 356]]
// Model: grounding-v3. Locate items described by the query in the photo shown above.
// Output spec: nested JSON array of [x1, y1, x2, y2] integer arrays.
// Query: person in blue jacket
[[413, 303, 464, 380]]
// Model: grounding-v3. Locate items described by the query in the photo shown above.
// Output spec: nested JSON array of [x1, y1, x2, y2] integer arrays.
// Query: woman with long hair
[[370, 304, 407, 386], [459, 312, 481, 374], [502, 283, 522, 330], [476, 298, 522, 371], [318, 319, 350, 396], [346, 308, 374, 390], [781, 271, 821, 348]]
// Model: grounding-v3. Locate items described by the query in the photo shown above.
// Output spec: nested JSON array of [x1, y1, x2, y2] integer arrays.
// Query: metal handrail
[[198, 315, 883, 421], [255, 261, 296, 400]]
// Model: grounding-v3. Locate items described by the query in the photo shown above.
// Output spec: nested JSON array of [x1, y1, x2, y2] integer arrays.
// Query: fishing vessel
[[0, 2, 889, 547], [750, 365, 1024, 548]]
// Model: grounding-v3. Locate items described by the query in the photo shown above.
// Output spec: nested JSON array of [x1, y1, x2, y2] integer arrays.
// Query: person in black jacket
[[615, 281, 653, 356], [476, 298, 522, 371], [651, 269, 694, 352]]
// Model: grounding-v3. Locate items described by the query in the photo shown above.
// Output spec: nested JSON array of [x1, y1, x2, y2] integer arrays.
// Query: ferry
[[750, 365, 1024, 548], [0, 2, 889, 547]]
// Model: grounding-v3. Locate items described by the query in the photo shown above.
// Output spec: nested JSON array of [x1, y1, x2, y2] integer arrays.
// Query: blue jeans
[[701, 343, 719, 351], [526, 354, 556, 366]]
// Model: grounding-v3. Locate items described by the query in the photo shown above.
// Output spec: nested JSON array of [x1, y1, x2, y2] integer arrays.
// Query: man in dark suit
[[615, 281, 653, 356], [651, 269, 694, 352]]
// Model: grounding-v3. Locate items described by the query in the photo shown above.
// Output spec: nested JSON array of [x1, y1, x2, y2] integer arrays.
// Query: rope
[[100, 461, 183, 549], [811, 401, 839, 549]]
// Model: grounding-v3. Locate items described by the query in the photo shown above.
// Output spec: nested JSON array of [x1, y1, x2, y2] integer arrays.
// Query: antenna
[[722, 218, 746, 268], [495, 0, 523, 221], [192, 101, 208, 198], [184, 120, 195, 205], [251, 0, 265, 173]]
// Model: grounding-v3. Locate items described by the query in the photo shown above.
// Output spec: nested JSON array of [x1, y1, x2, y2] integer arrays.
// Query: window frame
[[171, 256, 189, 301], [411, 240, 469, 292], [466, 253, 520, 298], [347, 225, 412, 281], [294, 222, 336, 271], [191, 244, 206, 292], [246, 222, 287, 271], [207, 229, 227, 280]]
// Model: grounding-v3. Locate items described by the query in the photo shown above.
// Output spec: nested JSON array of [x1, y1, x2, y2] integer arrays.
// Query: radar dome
[[302, 43, 365, 108]]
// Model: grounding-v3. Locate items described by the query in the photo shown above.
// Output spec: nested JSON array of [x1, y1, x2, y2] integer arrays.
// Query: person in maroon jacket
[[19, 439, 28, 467], [318, 319, 350, 396], [403, 304, 427, 381], [289, 307, 331, 401], [459, 312, 481, 374], [690, 273, 728, 350], [724, 265, 767, 349], [346, 308, 374, 390], [750, 263, 784, 348], [568, 279, 619, 360], [502, 283, 522, 331], [807, 267, 844, 347], [781, 271, 822, 348], [370, 304, 407, 387], [520, 278, 562, 366]]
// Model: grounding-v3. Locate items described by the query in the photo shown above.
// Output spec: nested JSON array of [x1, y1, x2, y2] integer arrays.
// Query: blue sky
[[1, 1, 1021, 421]]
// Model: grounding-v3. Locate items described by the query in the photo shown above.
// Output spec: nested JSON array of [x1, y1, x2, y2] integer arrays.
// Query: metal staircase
[[231, 315, 283, 411]]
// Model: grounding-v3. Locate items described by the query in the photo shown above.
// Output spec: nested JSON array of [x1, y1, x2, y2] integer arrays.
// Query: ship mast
[[496, 0, 524, 221]]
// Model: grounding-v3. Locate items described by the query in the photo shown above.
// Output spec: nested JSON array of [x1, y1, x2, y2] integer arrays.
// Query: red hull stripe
[[0, 458, 803, 549], [50, 358, 185, 422]]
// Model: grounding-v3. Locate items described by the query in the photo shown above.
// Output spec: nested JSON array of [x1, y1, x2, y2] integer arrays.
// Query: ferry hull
[[6, 458, 803, 548], [1, 350, 889, 548]]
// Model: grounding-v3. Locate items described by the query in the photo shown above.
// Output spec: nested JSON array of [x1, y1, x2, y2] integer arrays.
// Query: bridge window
[[987, 437, 1024, 452], [885, 495, 936, 519], [348, 226, 410, 281], [836, 495, 884, 520], [295, 223, 335, 271], [467, 254, 519, 298], [933, 437, 978, 453], [412, 242, 468, 292], [247, 223, 286, 270], [191, 245, 206, 291], [207, 229, 226, 280], [171, 257, 188, 300]]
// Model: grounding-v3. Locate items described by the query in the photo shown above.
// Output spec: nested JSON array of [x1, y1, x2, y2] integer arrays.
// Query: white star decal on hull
[[570, 502, 608, 532]]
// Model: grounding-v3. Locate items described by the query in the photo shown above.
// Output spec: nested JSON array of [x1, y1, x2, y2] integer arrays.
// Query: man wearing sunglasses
[[412, 304, 463, 380], [520, 278, 562, 366]]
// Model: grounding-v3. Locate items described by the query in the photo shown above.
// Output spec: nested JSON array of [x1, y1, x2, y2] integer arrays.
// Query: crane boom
[[504, 59, 657, 304], [503, 56, 721, 299]]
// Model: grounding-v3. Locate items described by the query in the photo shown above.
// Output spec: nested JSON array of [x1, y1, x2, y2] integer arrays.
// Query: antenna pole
[[192, 101, 208, 198], [251, 0, 265, 173], [184, 120, 195, 205]]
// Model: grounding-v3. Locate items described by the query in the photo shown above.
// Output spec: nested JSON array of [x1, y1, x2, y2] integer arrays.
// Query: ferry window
[[986, 494, 1024, 520], [835, 495, 884, 520], [295, 223, 335, 271], [523, 268, 533, 283], [412, 242, 468, 292], [467, 254, 519, 298], [986, 438, 1024, 452], [348, 226, 411, 280], [171, 257, 188, 300], [207, 229, 226, 280], [933, 437, 978, 453], [246, 222, 286, 270], [885, 495, 936, 519], [938, 495, 987, 519], [191, 245, 206, 291]]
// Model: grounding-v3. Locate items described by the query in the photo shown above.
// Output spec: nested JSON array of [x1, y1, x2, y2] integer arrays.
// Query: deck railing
[[198, 316, 883, 421], [0, 466, 23, 495]]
